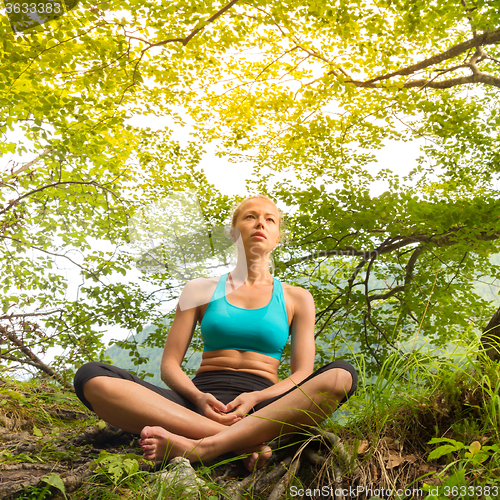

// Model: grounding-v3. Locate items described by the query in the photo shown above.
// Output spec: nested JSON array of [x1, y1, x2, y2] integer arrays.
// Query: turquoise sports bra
[[200, 273, 290, 360]]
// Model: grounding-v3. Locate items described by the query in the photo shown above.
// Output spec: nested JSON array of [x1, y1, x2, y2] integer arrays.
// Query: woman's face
[[232, 199, 280, 250]]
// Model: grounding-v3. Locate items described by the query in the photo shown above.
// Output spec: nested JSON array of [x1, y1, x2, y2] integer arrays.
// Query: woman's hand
[[195, 392, 242, 425], [224, 392, 260, 419]]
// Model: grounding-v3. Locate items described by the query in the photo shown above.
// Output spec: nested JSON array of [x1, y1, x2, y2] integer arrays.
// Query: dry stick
[[0, 327, 74, 391], [333, 463, 344, 500], [254, 455, 293, 492], [303, 445, 326, 466], [59, 463, 94, 494], [303, 444, 340, 496], [223, 471, 262, 500], [312, 427, 354, 471]]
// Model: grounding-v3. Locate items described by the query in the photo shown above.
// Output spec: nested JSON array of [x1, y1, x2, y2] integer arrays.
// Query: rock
[[151, 457, 208, 499]]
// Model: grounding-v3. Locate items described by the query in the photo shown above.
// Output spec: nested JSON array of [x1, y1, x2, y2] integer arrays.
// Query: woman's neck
[[229, 260, 273, 287]]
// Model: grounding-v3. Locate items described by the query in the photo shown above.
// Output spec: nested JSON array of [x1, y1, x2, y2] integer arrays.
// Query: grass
[[327, 335, 500, 498], [2, 334, 500, 499]]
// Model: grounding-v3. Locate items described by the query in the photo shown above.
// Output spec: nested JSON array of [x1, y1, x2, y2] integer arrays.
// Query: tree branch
[[1, 309, 65, 320], [364, 28, 500, 84], [0, 353, 43, 370], [364, 247, 395, 348], [368, 245, 424, 302], [288, 226, 500, 266], [0, 326, 74, 391], [0, 180, 119, 216], [368, 285, 405, 302], [481, 305, 500, 361], [142, 0, 241, 50], [9, 149, 54, 177]]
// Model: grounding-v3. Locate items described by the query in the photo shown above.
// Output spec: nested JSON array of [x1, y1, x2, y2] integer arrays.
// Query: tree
[[1, 0, 500, 383]]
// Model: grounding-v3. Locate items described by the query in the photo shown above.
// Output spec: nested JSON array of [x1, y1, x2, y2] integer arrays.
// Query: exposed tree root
[[71, 422, 125, 446], [270, 454, 302, 500]]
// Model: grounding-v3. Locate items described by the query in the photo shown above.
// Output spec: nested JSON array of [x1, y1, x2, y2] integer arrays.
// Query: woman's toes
[[242, 446, 272, 471]]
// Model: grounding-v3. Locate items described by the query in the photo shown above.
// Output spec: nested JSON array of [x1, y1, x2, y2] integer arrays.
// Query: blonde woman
[[74, 195, 357, 470]]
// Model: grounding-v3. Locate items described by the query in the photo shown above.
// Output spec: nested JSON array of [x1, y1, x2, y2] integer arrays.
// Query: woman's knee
[[315, 369, 354, 398], [74, 361, 107, 386], [74, 362, 116, 406]]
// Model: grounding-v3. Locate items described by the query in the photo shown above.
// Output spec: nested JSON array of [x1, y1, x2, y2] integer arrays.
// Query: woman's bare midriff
[[197, 350, 280, 383]]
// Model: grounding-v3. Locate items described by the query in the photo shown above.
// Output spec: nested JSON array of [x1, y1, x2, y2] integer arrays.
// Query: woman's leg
[[75, 363, 273, 470], [253, 359, 358, 412], [83, 376, 230, 438], [141, 367, 354, 463], [74, 362, 228, 439]]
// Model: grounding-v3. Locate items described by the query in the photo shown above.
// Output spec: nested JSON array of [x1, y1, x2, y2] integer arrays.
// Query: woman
[[74, 195, 357, 471]]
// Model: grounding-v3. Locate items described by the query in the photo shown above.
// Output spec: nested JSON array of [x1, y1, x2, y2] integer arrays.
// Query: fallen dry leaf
[[386, 452, 405, 469], [379, 437, 394, 446], [358, 440, 369, 454], [380, 437, 400, 450]]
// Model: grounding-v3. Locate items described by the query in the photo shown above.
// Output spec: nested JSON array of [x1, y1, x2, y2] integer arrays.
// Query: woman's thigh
[[73, 361, 201, 414], [252, 360, 358, 413]]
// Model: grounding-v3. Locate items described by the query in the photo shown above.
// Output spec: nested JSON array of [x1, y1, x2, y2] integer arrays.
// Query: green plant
[[92, 451, 141, 486], [422, 438, 500, 499], [41, 473, 68, 500], [17, 485, 52, 500], [17, 474, 67, 500]]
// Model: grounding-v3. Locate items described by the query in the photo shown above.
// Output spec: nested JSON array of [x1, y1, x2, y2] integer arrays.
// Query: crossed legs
[[79, 364, 354, 469], [140, 368, 353, 465], [82, 376, 273, 470]]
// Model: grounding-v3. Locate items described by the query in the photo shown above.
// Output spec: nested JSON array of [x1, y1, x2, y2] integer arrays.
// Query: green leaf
[[32, 426, 43, 437], [428, 443, 464, 460], [466, 440, 481, 457], [41, 472, 67, 499]]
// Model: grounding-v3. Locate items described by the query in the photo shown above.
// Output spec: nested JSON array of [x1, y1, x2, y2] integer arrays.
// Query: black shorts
[[74, 360, 358, 415]]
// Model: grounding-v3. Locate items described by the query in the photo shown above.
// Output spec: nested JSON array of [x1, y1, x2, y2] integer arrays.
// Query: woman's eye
[[268, 218, 275, 222]]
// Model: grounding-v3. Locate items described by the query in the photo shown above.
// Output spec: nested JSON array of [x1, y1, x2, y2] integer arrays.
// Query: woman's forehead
[[240, 199, 279, 215]]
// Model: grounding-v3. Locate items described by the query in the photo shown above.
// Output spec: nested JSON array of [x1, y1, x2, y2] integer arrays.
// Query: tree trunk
[[481, 306, 500, 361]]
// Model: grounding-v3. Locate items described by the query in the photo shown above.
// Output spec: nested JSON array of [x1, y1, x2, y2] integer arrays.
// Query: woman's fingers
[[208, 408, 239, 424], [206, 394, 228, 413]]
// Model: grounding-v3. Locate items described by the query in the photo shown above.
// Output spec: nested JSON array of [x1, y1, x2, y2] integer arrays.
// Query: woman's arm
[[161, 279, 240, 425], [225, 286, 316, 416]]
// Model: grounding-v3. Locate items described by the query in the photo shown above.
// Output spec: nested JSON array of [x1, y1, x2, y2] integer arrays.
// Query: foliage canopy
[[1, 0, 500, 381]]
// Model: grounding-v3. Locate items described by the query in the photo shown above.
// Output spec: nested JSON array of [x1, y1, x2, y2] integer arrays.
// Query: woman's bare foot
[[141, 426, 203, 463], [140, 426, 271, 471], [239, 444, 272, 471]]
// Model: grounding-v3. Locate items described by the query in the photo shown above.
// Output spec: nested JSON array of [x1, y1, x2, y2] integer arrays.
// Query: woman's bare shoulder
[[281, 282, 315, 319], [179, 276, 220, 306]]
